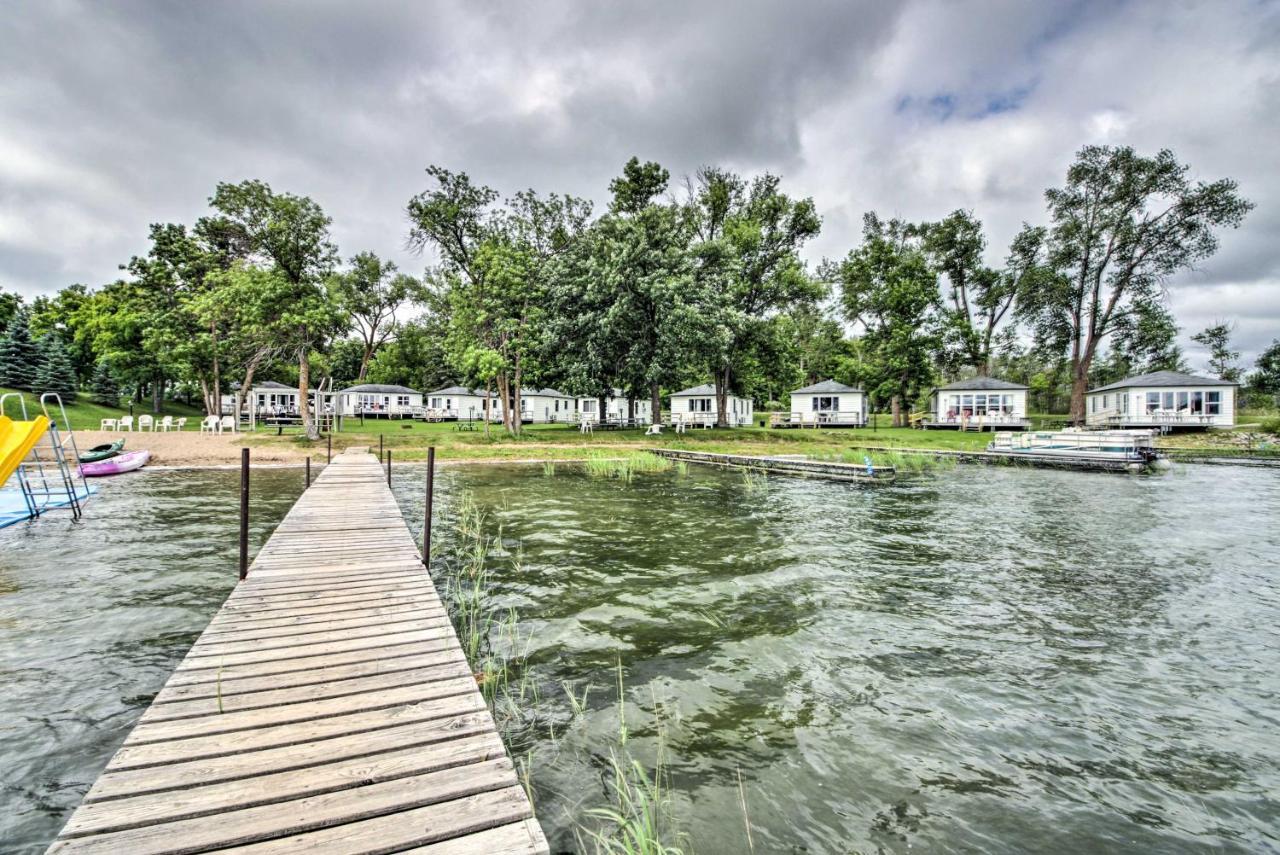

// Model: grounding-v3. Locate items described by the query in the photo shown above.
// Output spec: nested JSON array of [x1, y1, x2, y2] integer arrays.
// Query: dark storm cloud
[[1, 0, 1276, 363]]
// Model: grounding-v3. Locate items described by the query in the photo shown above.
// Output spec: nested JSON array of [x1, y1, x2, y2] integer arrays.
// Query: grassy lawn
[[0, 388, 205, 430]]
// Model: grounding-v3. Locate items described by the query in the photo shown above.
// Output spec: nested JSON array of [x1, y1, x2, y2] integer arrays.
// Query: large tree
[[687, 168, 822, 425], [574, 158, 706, 419], [34, 336, 78, 402], [1018, 145, 1252, 422], [0, 306, 39, 390], [1191, 321, 1242, 382], [328, 252, 416, 381], [1248, 339, 1280, 406], [408, 166, 590, 435], [827, 214, 942, 426], [210, 180, 340, 439]]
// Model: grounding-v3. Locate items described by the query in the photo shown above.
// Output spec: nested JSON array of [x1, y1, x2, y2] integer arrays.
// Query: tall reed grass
[[584, 451, 673, 482]]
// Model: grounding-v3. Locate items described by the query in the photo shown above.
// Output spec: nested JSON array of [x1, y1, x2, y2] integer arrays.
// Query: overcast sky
[[1, 0, 1277, 367]]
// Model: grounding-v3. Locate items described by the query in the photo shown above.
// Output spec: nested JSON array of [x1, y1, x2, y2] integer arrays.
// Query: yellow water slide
[[0, 414, 50, 487]]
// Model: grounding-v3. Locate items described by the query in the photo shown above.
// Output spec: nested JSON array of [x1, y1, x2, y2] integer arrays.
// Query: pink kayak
[[80, 449, 150, 477]]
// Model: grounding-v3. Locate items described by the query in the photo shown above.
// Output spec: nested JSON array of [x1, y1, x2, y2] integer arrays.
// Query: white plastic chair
[[200, 416, 219, 434], [175, 417, 188, 431], [137, 414, 154, 431], [220, 415, 236, 433], [118, 416, 134, 432], [100, 418, 117, 431], [158, 416, 174, 432]]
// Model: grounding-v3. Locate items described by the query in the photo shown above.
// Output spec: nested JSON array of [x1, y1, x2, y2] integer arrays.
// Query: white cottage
[[575, 389, 653, 425], [668, 383, 753, 427], [334, 383, 423, 418], [220, 380, 300, 417], [425, 385, 494, 421], [928, 377, 1029, 430], [1086, 370, 1236, 429], [520, 388, 577, 423], [783, 380, 866, 427]]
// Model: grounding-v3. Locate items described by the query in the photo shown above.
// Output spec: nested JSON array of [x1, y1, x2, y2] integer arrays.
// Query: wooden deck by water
[[49, 450, 548, 854]]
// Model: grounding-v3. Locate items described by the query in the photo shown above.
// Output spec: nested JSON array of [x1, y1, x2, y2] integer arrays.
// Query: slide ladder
[[0, 392, 93, 527]]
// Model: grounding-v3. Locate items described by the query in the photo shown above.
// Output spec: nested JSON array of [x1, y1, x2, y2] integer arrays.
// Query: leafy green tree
[[827, 214, 942, 426], [687, 168, 822, 425], [1018, 145, 1252, 422], [0, 289, 24, 336], [1191, 321, 1242, 381], [1247, 339, 1280, 406], [28, 285, 96, 382], [1090, 304, 1187, 386], [0, 306, 39, 390], [89, 360, 121, 407], [568, 158, 705, 418], [210, 180, 340, 439], [34, 335, 77, 401], [328, 252, 416, 380]]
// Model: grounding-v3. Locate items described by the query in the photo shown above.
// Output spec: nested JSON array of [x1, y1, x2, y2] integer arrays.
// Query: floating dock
[[653, 448, 895, 481], [49, 450, 548, 854]]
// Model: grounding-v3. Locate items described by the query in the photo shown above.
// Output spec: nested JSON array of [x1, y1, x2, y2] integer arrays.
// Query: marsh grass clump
[[576, 662, 688, 855], [585, 451, 672, 482], [815, 448, 955, 475], [740, 468, 767, 493], [542, 460, 557, 477]]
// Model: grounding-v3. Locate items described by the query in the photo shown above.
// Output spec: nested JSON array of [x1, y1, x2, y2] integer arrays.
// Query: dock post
[[423, 446, 435, 566], [239, 447, 249, 580], [327, 432, 332, 463], [380, 433, 384, 461], [305, 455, 311, 488], [386, 449, 392, 486]]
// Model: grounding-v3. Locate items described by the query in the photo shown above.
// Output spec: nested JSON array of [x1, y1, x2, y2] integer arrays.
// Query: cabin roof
[[670, 383, 724, 397], [934, 377, 1028, 392], [428, 385, 483, 396], [792, 379, 862, 394], [1088, 370, 1237, 393], [340, 383, 421, 395], [254, 380, 294, 390], [522, 388, 570, 398]]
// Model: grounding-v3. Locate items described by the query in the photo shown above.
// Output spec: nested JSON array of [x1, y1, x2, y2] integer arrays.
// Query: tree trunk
[[627, 396, 635, 422], [714, 366, 729, 428], [152, 374, 162, 414], [891, 394, 902, 428], [235, 349, 267, 426], [299, 347, 318, 441], [1069, 362, 1089, 424], [650, 382, 661, 427], [210, 320, 221, 420], [483, 379, 492, 440], [358, 342, 373, 381]]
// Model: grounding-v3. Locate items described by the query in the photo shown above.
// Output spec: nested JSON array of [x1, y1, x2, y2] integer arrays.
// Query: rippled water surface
[[2, 462, 1278, 853], [396, 463, 1280, 854]]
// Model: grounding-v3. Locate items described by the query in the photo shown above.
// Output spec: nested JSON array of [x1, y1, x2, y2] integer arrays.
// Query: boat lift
[[0, 392, 94, 529]]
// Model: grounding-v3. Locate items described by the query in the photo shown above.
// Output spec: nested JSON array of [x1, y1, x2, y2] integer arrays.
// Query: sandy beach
[[74, 430, 313, 467]]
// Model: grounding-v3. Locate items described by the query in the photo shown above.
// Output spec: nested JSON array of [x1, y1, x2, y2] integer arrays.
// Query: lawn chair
[[158, 415, 174, 432], [175, 417, 188, 431], [100, 418, 118, 431], [138, 414, 154, 431], [200, 416, 219, 434], [219, 415, 236, 433], [118, 416, 134, 432], [645, 423, 662, 436]]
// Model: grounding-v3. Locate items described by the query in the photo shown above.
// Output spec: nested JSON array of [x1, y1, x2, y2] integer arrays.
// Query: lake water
[[1, 462, 1278, 853]]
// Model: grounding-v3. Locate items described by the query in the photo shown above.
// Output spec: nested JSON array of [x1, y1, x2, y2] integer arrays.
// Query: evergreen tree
[[34, 336, 78, 401], [0, 306, 39, 390], [89, 360, 121, 408]]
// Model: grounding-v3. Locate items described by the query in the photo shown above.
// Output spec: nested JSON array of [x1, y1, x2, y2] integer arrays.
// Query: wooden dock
[[49, 450, 548, 854], [653, 448, 895, 481]]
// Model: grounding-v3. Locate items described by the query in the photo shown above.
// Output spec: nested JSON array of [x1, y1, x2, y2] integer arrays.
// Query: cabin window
[[1205, 391, 1222, 415], [1191, 392, 1203, 414], [1102, 394, 1109, 409], [1146, 392, 1159, 413], [1162, 391, 1175, 410], [396, 395, 410, 407], [1090, 397, 1096, 413], [1176, 391, 1189, 412], [583, 400, 596, 413], [813, 396, 838, 411]]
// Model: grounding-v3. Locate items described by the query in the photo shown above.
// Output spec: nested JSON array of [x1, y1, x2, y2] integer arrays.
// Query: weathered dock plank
[[49, 450, 548, 855]]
